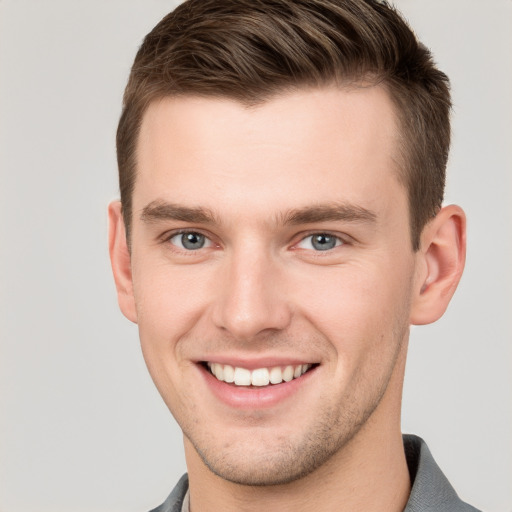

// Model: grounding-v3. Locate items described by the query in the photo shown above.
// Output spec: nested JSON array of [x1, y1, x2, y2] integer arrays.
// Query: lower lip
[[199, 364, 317, 409]]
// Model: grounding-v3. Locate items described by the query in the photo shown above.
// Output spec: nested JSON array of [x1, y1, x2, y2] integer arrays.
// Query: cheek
[[291, 260, 414, 357], [132, 261, 212, 416], [131, 256, 215, 362]]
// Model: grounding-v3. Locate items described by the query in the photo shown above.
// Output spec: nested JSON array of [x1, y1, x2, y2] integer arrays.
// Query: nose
[[211, 247, 292, 341]]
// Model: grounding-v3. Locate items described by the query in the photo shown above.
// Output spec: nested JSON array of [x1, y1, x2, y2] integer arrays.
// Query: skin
[[109, 86, 466, 512]]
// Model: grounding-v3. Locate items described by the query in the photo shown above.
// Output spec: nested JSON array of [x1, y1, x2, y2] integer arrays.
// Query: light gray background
[[0, 1, 510, 511]]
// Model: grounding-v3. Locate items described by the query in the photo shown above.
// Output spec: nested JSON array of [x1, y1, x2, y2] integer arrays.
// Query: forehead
[[134, 86, 403, 223]]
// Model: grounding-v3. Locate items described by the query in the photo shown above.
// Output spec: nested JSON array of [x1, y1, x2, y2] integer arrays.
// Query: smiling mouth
[[203, 362, 317, 387]]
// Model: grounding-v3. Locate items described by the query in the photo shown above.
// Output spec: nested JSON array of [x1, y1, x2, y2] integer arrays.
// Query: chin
[[197, 444, 334, 486], [185, 414, 365, 487]]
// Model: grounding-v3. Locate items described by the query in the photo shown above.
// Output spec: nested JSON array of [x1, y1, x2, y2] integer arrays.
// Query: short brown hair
[[117, 0, 451, 250]]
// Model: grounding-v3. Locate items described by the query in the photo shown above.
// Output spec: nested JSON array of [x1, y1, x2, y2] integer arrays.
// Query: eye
[[168, 231, 212, 251], [297, 233, 343, 251]]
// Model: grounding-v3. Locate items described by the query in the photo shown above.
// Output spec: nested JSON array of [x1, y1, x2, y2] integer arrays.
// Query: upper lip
[[197, 357, 318, 370]]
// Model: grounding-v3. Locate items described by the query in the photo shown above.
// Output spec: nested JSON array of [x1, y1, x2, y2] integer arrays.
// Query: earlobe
[[108, 201, 138, 323], [410, 205, 466, 325]]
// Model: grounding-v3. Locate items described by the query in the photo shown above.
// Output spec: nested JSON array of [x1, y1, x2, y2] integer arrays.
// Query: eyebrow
[[140, 200, 218, 224], [140, 200, 377, 227], [282, 203, 377, 225]]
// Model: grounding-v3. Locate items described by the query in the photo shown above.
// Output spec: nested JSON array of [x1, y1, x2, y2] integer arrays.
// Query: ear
[[108, 201, 138, 323], [410, 205, 466, 325]]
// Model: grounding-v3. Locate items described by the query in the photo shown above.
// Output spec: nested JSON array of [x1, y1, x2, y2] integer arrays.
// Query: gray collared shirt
[[150, 435, 481, 512]]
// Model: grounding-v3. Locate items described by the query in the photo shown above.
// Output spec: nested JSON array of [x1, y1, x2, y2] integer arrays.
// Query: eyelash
[[163, 230, 214, 251], [294, 232, 345, 252], [162, 230, 347, 253]]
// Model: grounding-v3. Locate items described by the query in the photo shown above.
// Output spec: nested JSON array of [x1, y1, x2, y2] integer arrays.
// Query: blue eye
[[169, 232, 212, 250], [297, 233, 342, 251]]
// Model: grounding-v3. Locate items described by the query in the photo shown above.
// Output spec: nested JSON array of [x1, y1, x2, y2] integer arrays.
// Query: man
[[108, 1, 478, 511]]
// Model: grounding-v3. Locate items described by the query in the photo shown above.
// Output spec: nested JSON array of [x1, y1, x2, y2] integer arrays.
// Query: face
[[120, 87, 422, 485]]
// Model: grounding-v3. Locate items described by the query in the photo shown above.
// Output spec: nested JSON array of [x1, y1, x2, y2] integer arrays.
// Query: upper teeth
[[207, 362, 312, 386]]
